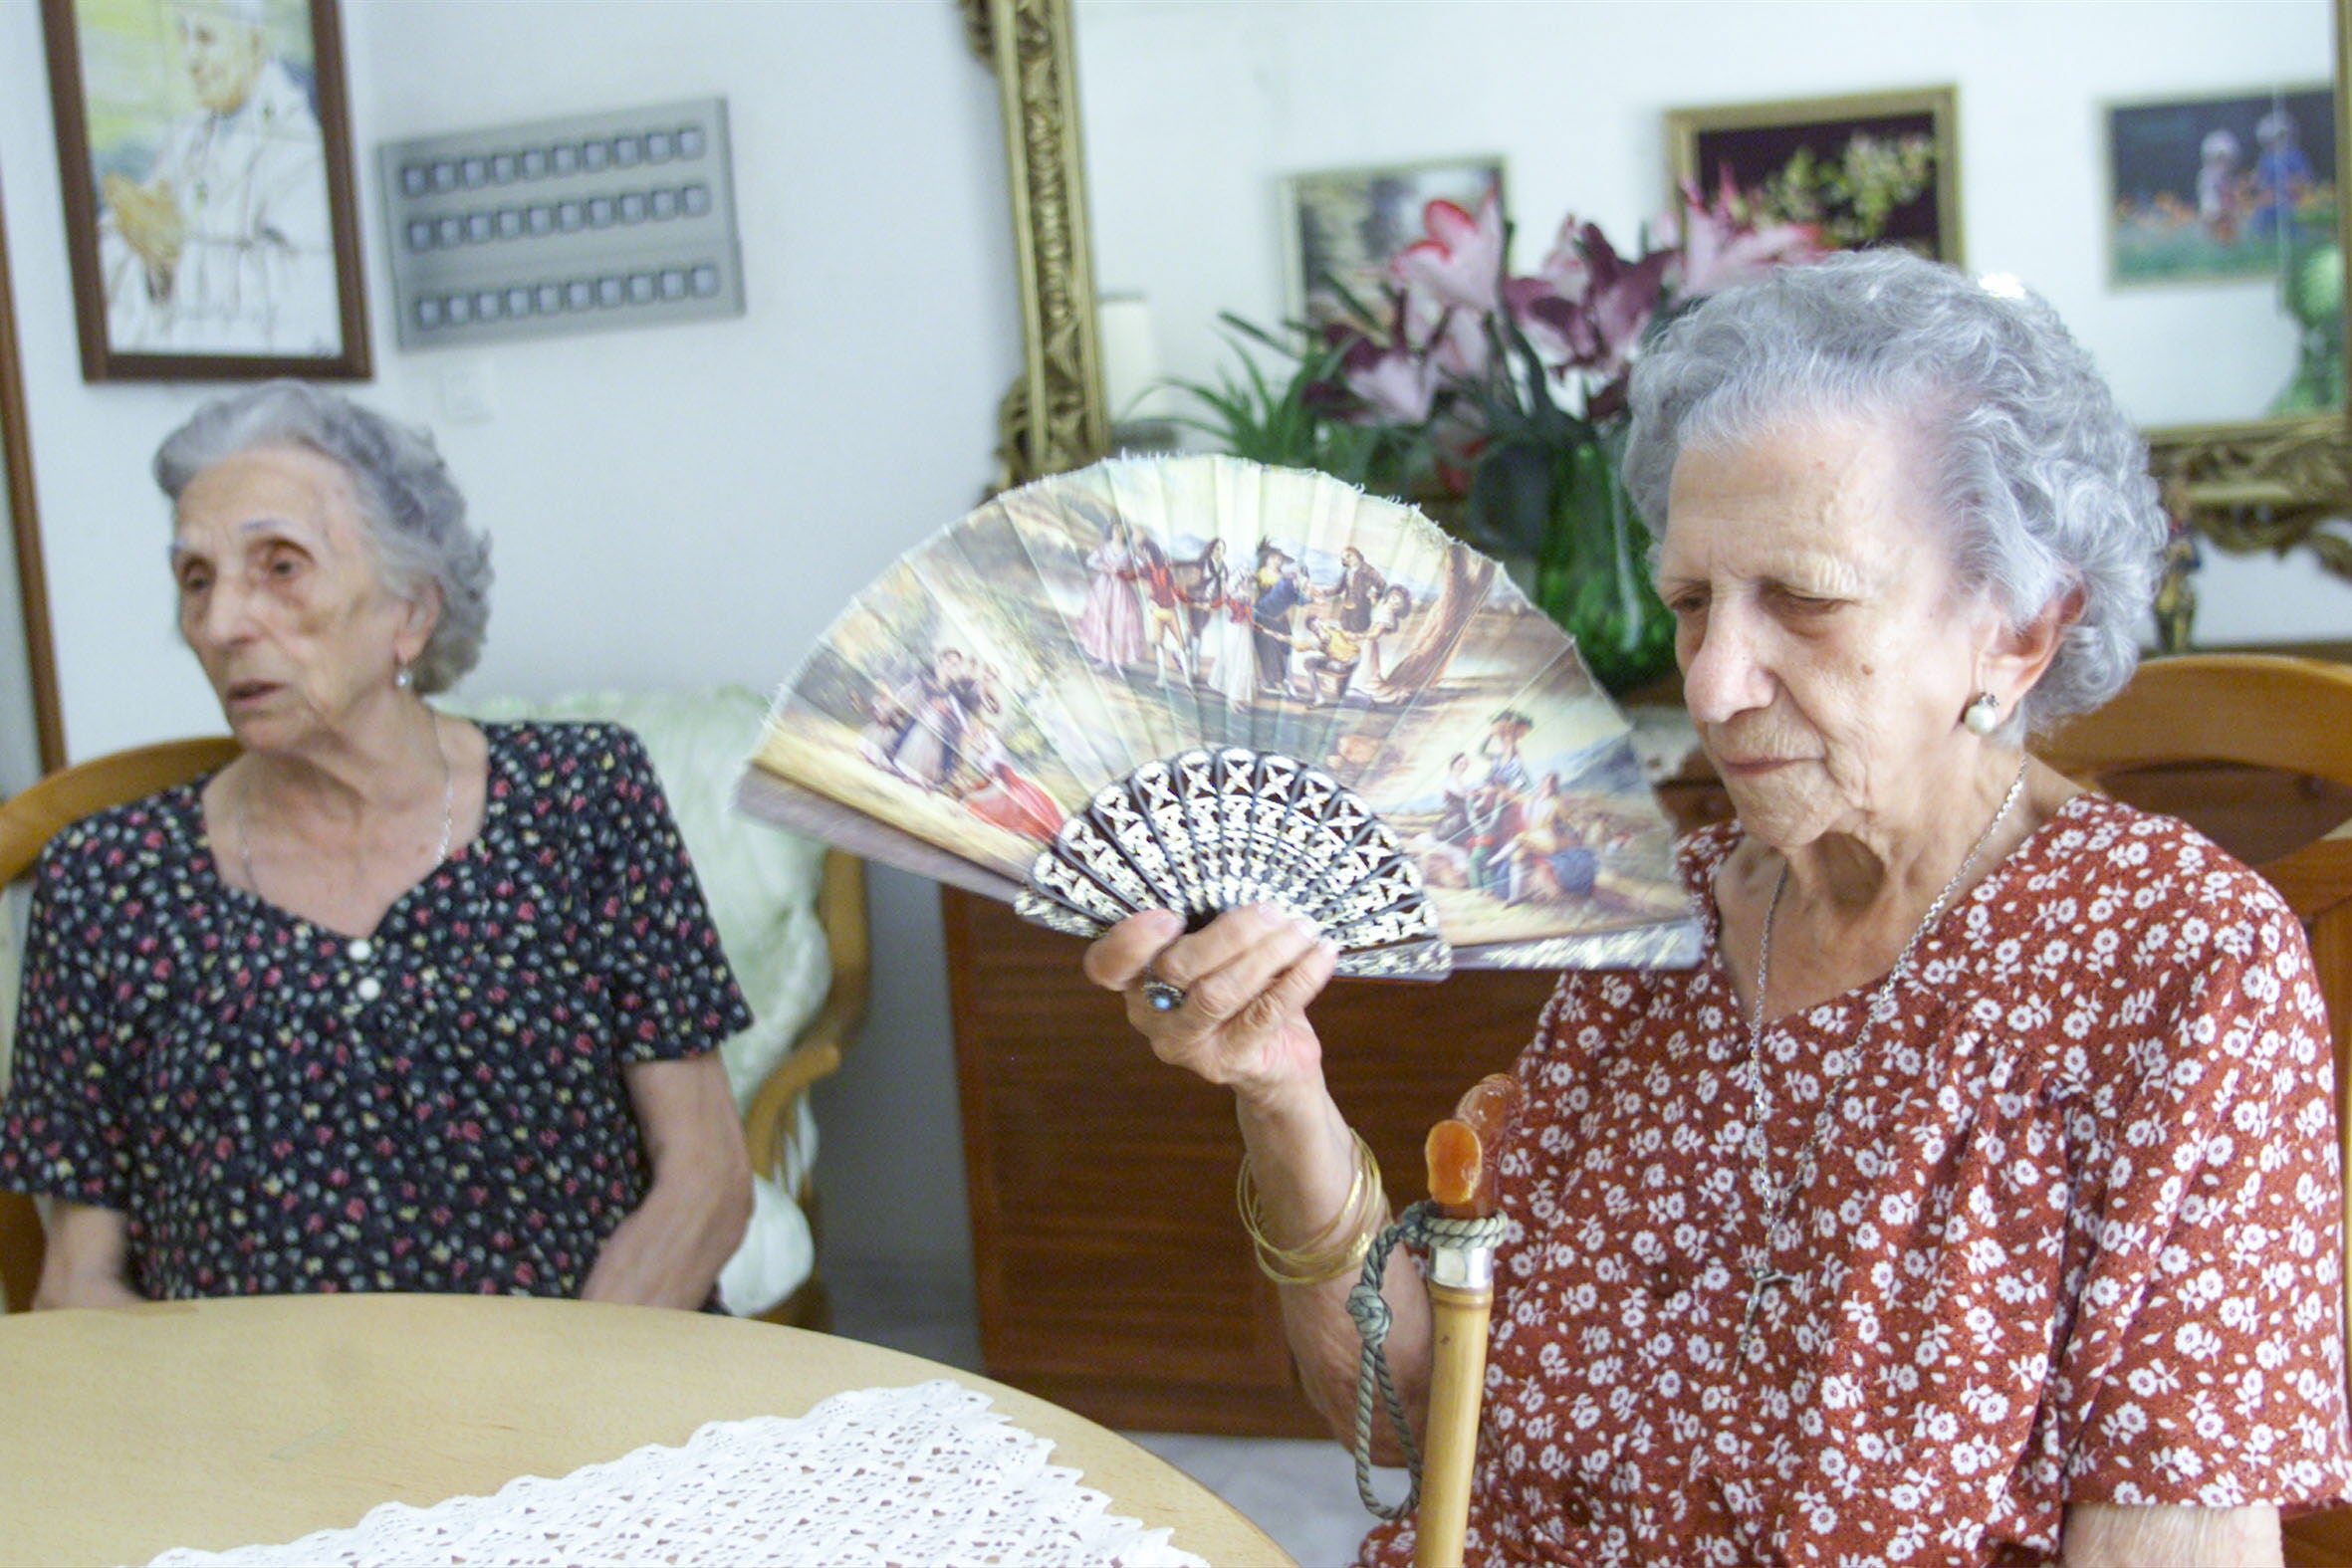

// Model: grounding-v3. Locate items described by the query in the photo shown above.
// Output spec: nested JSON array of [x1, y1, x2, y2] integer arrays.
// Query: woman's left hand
[[582, 1053, 753, 1309], [1082, 904, 1338, 1111], [31, 1201, 145, 1309]]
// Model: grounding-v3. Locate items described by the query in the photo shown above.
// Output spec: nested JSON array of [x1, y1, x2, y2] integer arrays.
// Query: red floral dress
[[1363, 794, 2352, 1566]]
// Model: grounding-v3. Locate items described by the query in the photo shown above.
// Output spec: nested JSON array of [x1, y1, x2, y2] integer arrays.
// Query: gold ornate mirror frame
[[970, 0, 2352, 589], [966, 0, 1105, 493]]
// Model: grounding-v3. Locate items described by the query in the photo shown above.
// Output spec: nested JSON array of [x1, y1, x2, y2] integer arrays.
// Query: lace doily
[[145, 1380, 1211, 1567]]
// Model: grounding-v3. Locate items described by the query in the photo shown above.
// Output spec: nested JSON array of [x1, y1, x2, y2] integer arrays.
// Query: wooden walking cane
[[1412, 1073, 1521, 1568]]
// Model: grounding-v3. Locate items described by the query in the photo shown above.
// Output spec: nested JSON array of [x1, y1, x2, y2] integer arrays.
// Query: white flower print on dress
[[1358, 795, 2352, 1568]]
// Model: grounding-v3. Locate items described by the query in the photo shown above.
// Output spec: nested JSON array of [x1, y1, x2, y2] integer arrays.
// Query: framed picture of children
[[1666, 86, 1961, 264], [2106, 85, 2335, 286]]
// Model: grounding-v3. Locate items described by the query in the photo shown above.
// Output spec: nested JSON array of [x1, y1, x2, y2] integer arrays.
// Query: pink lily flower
[[1516, 220, 1670, 376], [1392, 191, 1505, 316], [1506, 278, 1585, 369], [1393, 286, 1490, 384], [1578, 226, 1673, 373], [1530, 215, 1596, 304], [1341, 342, 1442, 425], [1391, 193, 1506, 383], [1318, 291, 1447, 424], [1429, 310, 1493, 382], [1673, 172, 1826, 298]]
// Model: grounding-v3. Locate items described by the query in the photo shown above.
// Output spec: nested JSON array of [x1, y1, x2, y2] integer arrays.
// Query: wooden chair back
[[2040, 653, 2352, 1566], [0, 737, 240, 1312]]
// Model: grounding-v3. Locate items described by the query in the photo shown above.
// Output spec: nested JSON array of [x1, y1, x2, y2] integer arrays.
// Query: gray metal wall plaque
[[378, 97, 744, 350]]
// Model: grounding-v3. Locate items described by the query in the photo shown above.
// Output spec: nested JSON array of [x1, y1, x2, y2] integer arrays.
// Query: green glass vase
[[1532, 434, 1677, 696]]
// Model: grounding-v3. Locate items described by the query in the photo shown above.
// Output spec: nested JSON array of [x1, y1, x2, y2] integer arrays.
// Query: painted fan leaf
[[738, 455, 1700, 974]]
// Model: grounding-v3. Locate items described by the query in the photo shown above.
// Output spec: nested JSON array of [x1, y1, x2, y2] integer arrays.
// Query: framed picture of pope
[[41, 0, 369, 381]]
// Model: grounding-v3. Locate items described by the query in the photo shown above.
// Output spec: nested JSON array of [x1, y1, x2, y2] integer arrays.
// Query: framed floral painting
[[1281, 155, 1507, 329], [1666, 87, 1961, 265], [40, 0, 369, 381]]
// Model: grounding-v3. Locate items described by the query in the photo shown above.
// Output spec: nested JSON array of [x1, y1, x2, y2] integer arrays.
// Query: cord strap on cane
[[1346, 1200, 1511, 1520]]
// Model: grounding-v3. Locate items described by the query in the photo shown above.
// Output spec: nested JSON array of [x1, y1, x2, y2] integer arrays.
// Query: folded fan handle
[[1413, 1073, 1520, 1568]]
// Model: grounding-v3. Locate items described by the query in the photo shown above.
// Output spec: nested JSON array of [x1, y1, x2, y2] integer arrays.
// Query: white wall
[[1077, 0, 2352, 645], [0, 0, 1020, 1289]]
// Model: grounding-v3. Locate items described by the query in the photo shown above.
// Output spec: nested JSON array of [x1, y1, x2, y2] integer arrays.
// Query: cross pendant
[[1738, 1256, 1800, 1356]]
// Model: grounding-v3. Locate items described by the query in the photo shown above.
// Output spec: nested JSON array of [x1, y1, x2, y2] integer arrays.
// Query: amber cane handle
[[1413, 1074, 1519, 1568]]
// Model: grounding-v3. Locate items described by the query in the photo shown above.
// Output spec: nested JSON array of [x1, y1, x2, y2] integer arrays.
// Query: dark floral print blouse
[[0, 720, 751, 1299]]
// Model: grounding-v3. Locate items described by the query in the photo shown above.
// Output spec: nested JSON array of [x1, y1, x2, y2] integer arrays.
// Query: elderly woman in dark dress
[[0, 381, 752, 1309], [1084, 252, 2352, 1564]]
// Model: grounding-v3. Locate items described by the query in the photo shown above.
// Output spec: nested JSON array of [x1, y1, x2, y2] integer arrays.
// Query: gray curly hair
[[1621, 249, 2165, 737], [154, 380, 493, 695]]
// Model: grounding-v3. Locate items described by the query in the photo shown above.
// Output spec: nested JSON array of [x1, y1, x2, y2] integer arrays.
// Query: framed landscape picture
[[2106, 85, 2335, 286], [1667, 86, 1961, 264], [41, 0, 369, 381], [1282, 155, 1506, 328]]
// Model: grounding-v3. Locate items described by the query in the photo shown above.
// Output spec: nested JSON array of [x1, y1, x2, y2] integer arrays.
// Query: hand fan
[[735, 455, 1700, 977]]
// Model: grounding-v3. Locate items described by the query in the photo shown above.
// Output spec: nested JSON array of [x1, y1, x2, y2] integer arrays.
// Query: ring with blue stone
[[1140, 976, 1186, 1012]]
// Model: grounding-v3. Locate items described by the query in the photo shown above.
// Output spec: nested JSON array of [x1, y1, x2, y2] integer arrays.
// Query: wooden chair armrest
[[2282, 1504, 2352, 1567], [738, 849, 869, 1186], [0, 1192, 43, 1315], [2265, 832, 2352, 926], [741, 1020, 847, 1184]]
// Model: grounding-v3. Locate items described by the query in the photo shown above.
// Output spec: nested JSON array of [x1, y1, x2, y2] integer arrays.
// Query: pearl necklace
[[236, 710, 453, 904], [1733, 758, 2028, 1358]]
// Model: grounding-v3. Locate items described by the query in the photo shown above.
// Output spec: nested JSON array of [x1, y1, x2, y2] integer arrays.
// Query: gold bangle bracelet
[[1237, 1129, 1385, 1287], [1237, 1150, 1366, 1256], [1253, 1221, 1376, 1288]]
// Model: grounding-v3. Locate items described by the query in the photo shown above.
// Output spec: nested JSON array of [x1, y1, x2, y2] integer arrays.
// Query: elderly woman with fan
[[1085, 250, 2352, 1565], [0, 380, 753, 1310]]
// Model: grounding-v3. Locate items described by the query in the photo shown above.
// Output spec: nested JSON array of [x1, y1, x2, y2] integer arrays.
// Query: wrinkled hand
[[104, 173, 182, 273], [1081, 903, 1338, 1104]]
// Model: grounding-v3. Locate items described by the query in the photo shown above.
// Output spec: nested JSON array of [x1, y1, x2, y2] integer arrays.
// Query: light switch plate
[[437, 361, 497, 424]]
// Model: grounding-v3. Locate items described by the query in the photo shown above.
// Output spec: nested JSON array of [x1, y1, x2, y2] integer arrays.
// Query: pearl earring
[[1962, 691, 2000, 736], [394, 662, 414, 691]]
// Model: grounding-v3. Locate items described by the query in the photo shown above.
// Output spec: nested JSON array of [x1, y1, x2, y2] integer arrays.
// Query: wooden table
[[0, 1294, 1292, 1567]]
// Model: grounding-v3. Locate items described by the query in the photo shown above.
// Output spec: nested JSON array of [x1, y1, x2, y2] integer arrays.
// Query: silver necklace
[[237, 710, 453, 902], [1734, 758, 2028, 1359]]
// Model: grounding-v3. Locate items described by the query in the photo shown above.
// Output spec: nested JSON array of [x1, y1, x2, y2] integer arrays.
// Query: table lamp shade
[[1098, 293, 1170, 425]]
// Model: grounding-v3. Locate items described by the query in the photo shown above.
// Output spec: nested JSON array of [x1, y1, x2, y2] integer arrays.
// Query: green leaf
[[1466, 440, 1559, 557]]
